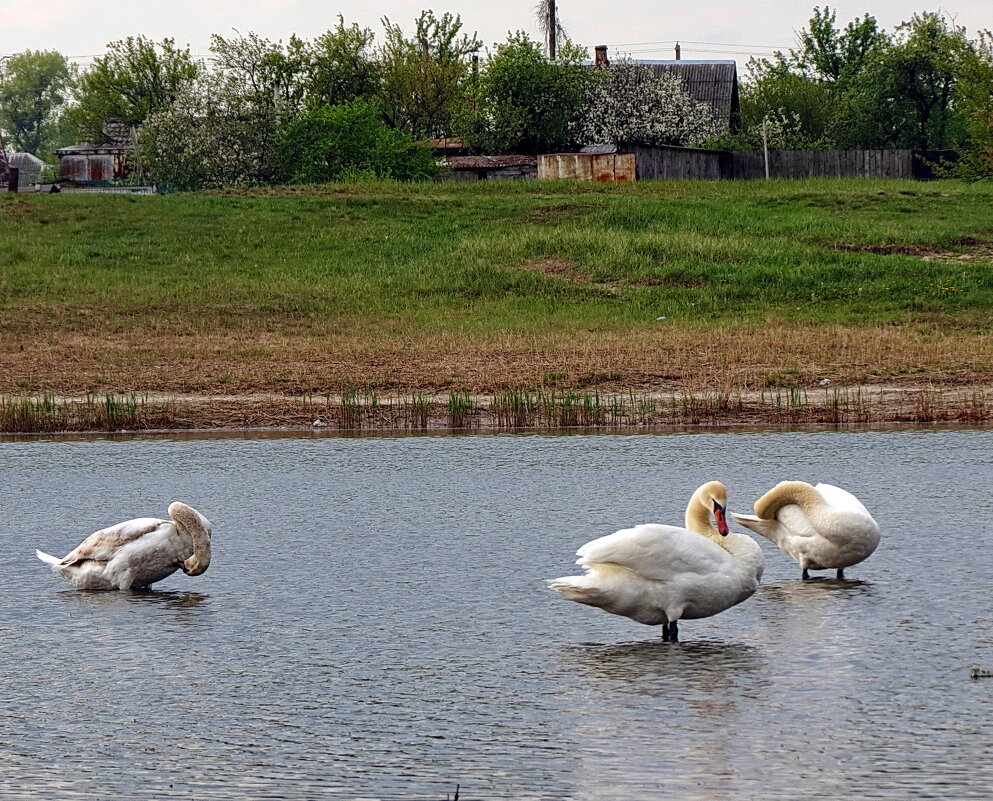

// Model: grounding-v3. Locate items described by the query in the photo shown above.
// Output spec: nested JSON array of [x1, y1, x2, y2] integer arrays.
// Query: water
[[1, 428, 991, 800]]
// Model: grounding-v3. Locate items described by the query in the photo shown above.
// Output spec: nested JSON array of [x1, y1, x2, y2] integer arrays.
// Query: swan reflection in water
[[560, 640, 769, 799], [758, 577, 874, 608], [564, 639, 765, 695], [56, 588, 213, 623]]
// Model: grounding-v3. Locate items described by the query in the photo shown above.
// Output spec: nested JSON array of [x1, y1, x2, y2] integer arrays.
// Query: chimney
[[594, 44, 610, 67], [674, 42, 681, 60]]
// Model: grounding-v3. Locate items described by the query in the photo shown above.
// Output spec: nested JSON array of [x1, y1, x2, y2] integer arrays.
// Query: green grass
[[1, 178, 992, 338]]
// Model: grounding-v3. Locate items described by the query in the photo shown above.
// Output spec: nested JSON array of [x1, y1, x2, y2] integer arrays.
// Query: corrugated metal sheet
[[445, 155, 536, 169], [538, 153, 636, 182], [56, 144, 133, 181]]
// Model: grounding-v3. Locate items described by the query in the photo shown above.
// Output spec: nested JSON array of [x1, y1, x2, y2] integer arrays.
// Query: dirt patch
[[831, 239, 993, 262], [526, 203, 598, 224], [516, 258, 581, 279]]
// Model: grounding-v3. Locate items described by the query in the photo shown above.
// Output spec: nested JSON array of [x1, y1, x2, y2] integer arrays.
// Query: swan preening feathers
[[35, 502, 212, 591], [731, 481, 881, 580], [549, 481, 765, 642]]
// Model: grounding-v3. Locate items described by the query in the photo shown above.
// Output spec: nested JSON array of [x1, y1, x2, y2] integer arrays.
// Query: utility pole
[[547, 0, 556, 59]]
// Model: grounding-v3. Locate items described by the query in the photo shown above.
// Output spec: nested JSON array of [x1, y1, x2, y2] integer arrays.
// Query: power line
[[610, 39, 790, 51]]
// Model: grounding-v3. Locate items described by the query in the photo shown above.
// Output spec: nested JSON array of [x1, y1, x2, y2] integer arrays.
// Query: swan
[[35, 502, 211, 590], [549, 481, 764, 642], [731, 481, 880, 579]]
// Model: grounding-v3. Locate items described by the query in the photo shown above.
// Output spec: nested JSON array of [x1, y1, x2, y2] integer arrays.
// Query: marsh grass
[[1, 385, 989, 433], [0, 393, 157, 432]]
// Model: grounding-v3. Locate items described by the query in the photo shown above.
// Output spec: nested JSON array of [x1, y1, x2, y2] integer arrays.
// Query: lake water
[[1, 428, 991, 800]]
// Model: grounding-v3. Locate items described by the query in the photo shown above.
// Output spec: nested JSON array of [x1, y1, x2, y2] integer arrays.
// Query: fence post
[[762, 120, 770, 180], [8, 166, 18, 193]]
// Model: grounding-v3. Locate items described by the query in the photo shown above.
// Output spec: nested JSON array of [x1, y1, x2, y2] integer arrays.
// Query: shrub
[[274, 99, 441, 183]]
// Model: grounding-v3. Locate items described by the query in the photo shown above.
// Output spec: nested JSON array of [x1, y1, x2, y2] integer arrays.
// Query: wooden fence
[[617, 143, 729, 180], [731, 149, 917, 180], [537, 146, 955, 182]]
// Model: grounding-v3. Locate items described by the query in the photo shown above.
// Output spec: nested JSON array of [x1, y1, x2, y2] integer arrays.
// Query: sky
[[1, 0, 990, 71]]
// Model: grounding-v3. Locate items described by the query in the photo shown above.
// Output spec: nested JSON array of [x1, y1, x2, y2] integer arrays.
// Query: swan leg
[[662, 622, 671, 642], [802, 567, 810, 580], [836, 568, 845, 580], [661, 621, 679, 642]]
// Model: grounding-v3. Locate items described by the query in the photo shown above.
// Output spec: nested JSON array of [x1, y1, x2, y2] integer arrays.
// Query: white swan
[[731, 481, 880, 579], [35, 502, 212, 590], [549, 481, 764, 642]]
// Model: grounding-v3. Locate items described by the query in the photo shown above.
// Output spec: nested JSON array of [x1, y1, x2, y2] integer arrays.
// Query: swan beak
[[713, 501, 729, 536]]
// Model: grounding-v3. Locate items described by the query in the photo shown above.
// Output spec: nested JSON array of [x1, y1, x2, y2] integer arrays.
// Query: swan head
[[691, 481, 730, 537], [168, 502, 212, 576]]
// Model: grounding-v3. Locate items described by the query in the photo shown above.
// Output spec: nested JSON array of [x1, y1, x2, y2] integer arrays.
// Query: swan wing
[[815, 483, 876, 521], [58, 518, 170, 566], [576, 523, 729, 582]]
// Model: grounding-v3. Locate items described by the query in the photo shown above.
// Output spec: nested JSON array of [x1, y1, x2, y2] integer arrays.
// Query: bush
[[275, 99, 441, 183]]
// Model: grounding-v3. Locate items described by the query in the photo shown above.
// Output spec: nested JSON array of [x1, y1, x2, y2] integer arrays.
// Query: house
[[592, 46, 740, 133]]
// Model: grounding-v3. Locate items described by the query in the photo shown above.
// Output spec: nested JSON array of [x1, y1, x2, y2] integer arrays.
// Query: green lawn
[[2, 178, 992, 338]]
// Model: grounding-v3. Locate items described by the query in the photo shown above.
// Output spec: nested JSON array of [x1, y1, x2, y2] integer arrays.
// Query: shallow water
[[1, 429, 992, 800]]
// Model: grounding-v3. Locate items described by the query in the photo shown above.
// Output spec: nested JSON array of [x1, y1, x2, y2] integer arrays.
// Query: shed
[[56, 121, 141, 182], [57, 142, 135, 182]]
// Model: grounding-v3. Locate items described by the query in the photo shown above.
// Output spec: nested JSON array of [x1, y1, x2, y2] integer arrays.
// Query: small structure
[[57, 121, 141, 183], [8, 152, 48, 185], [443, 155, 537, 181]]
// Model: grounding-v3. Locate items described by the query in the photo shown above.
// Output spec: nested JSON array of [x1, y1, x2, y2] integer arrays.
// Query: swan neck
[[754, 481, 822, 519], [685, 483, 723, 541], [169, 502, 211, 575]]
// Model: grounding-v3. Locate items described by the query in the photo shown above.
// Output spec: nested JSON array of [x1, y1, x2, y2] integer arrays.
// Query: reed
[[447, 390, 475, 429]]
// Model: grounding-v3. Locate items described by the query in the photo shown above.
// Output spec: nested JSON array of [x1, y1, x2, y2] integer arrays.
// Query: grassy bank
[[2, 178, 992, 429]]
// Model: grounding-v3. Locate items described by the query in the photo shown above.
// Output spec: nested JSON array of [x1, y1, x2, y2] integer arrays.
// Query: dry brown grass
[[3, 321, 992, 398]]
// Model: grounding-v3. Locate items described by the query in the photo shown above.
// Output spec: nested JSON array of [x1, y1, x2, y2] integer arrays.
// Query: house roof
[[634, 60, 740, 129]]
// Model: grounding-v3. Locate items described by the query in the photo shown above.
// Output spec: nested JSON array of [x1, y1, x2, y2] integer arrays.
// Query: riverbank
[[2, 179, 991, 432], [3, 383, 990, 433]]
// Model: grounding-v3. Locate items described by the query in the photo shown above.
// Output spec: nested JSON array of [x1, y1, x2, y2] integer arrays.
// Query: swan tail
[[548, 577, 609, 606], [730, 513, 780, 542], [35, 550, 63, 568]]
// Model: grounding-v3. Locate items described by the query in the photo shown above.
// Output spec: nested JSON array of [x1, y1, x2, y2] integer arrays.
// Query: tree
[[142, 71, 280, 190], [308, 16, 381, 107], [274, 98, 440, 183], [572, 59, 720, 147], [947, 30, 993, 176], [210, 30, 310, 115], [0, 50, 76, 157], [378, 10, 481, 138], [791, 6, 886, 82], [875, 12, 971, 149], [72, 36, 201, 142], [739, 8, 888, 148], [468, 33, 588, 154]]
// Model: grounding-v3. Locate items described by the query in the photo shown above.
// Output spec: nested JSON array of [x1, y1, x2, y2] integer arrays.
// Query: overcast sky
[[2, 1, 990, 70]]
